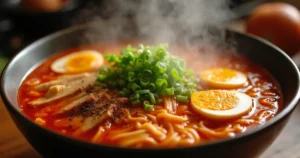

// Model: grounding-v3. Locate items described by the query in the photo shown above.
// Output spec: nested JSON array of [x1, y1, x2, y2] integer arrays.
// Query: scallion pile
[[97, 44, 198, 111]]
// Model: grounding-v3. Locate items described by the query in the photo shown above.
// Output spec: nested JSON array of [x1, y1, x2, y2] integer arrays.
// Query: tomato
[[246, 2, 300, 57], [20, 0, 68, 12]]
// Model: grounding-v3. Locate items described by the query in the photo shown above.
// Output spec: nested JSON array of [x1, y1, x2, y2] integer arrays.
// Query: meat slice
[[56, 93, 96, 115], [74, 104, 115, 135], [35, 73, 96, 91], [45, 85, 66, 98], [29, 74, 97, 106]]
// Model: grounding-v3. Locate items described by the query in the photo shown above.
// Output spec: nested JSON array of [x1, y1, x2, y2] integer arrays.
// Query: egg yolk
[[66, 53, 96, 73], [201, 68, 237, 82], [200, 68, 247, 89], [191, 90, 239, 110], [191, 90, 252, 120]]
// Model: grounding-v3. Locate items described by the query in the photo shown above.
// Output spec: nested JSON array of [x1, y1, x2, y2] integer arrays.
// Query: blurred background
[[0, 0, 299, 72], [0, 1, 300, 158]]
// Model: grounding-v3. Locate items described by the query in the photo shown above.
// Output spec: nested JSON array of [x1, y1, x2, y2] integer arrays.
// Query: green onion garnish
[[176, 95, 188, 102], [97, 44, 198, 110], [143, 101, 154, 111], [136, 89, 150, 94]]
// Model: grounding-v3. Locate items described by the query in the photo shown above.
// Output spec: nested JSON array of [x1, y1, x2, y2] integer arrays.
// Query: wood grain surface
[[1, 20, 300, 158]]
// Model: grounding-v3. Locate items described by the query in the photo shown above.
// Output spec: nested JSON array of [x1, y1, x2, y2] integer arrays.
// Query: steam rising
[[74, 0, 235, 52]]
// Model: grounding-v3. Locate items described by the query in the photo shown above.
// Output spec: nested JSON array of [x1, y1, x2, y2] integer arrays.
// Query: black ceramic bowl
[[1, 22, 300, 158]]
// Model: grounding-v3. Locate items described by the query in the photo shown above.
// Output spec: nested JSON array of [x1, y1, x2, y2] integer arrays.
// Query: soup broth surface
[[18, 42, 282, 148]]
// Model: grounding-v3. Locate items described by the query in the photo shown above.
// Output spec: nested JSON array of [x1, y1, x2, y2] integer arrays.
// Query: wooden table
[[0, 98, 41, 158], [1, 20, 300, 158]]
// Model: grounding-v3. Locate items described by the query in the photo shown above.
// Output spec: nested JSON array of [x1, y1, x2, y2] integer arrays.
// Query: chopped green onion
[[128, 52, 135, 59], [135, 59, 143, 68], [174, 86, 182, 94], [176, 95, 188, 102], [130, 83, 141, 91], [147, 83, 156, 92], [182, 89, 192, 97], [132, 99, 141, 105], [136, 89, 150, 94], [139, 95, 148, 101], [140, 78, 150, 87], [105, 54, 118, 62], [185, 69, 194, 77], [162, 73, 168, 79], [155, 62, 167, 74], [128, 72, 135, 76], [171, 68, 181, 81], [187, 82, 195, 88], [128, 75, 135, 82], [148, 93, 156, 104], [121, 88, 130, 96], [155, 78, 168, 92], [164, 87, 174, 95], [143, 101, 154, 111], [141, 50, 151, 61], [99, 66, 111, 73], [130, 93, 140, 101], [156, 48, 167, 58], [96, 44, 198, 110], [143, 69, 152, 77], [118, 80, 125, 87]]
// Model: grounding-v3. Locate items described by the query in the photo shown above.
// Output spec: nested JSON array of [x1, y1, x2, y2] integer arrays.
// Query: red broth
[[18, 42, 282, 148]]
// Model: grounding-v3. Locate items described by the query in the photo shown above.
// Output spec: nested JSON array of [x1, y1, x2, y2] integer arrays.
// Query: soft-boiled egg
[[200, 68, 247, 89], [191, 90, 252, 120], [51, 50, 104, 74]]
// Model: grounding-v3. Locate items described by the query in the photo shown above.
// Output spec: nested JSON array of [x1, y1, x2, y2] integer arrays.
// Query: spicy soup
[[18, 42, 282, 148]]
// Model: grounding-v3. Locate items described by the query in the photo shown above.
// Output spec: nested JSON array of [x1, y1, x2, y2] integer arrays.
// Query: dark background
[[0, 0, 296, 71]]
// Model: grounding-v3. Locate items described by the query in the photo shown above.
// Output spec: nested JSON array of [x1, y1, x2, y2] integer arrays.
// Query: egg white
[[51, 50, 103, 73]]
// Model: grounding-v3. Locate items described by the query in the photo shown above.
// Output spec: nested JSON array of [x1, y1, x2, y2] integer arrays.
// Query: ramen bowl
[[1, 22, 300, 158]]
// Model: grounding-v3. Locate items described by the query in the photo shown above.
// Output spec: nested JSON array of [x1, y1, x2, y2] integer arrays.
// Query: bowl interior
[[1, 22, 300, 148]]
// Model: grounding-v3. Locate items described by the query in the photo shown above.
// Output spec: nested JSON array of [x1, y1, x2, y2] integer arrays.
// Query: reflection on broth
[[18, 42, 282, 148]]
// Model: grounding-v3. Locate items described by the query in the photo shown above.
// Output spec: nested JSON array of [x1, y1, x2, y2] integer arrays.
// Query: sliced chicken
[[56, 93, 96, 115], [35, 72, 96, 91], [45, 85, 66, 98], [29, 74, 97, 106], [74, 104, 114, 135]]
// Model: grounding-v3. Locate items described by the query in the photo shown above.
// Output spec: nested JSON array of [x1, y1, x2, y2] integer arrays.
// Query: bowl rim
[[1, 22, 300, 152]]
